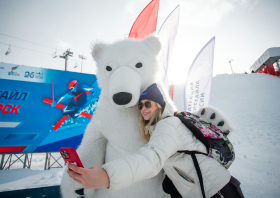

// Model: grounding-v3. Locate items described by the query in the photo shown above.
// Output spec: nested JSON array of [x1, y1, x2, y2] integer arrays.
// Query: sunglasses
[[138, 101, 152, 110]]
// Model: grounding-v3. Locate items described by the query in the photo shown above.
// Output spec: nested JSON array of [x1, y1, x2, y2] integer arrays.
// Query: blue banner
[[0, 63, 100, 153]]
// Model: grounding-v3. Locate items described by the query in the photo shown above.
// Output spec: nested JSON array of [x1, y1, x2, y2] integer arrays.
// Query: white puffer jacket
[[102, 110, 231, 198]]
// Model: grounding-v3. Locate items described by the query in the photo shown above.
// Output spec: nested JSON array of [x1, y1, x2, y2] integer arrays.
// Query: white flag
[[184, 37, 215, 112], [157, 5, 180, 91]]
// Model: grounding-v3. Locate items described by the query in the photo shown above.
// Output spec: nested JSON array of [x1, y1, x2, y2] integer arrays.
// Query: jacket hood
[[161, 103, 174, 119]]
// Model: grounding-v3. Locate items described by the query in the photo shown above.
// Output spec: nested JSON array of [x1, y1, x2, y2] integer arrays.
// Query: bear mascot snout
[[109, 66, 142, 107]]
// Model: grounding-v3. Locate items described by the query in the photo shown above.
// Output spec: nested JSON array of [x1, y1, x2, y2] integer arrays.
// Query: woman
[[67, 83, 244, 198]]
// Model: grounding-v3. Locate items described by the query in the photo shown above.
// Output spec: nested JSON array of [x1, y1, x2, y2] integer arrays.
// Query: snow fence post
[[0, 154, 4, 170]]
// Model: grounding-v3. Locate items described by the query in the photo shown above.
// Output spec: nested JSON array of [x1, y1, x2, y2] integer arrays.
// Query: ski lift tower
[[226, 57, 234, 74], [60, 49, 73, 71], [78, 55, 87, 73]]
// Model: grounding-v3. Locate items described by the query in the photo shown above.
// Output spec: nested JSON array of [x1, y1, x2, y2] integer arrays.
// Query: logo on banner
[[35, 71, 44, 79], [187, 81, 205, 112], [0, 67, 4, 69], [24, 71, 44, 79], [24, 71, 35, 78], [8, 66, 20, 76]]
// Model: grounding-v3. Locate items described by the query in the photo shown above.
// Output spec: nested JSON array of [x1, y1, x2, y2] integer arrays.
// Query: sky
[[0, 0, 279, 83]]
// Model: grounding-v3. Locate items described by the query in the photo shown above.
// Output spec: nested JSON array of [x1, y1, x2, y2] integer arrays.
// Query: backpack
[[175, 111, 235, 168], [163, 111, 235, 198]]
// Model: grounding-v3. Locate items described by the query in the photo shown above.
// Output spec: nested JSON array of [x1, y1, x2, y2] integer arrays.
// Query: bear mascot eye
[[106, 66, 112, 71], [135, 62, 142, 68]]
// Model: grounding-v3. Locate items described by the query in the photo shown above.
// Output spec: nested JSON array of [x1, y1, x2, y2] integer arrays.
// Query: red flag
[[129, 0, 160, 39]]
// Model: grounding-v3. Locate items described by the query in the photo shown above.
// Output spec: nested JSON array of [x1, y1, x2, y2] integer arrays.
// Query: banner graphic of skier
[[0, 63, 101, 153], [184, 37, 215, 112], [157, 5, 180, 92], [129, 0, 160, 39]]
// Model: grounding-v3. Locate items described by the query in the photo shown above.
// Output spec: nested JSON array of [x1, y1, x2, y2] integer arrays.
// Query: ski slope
[[1, 73, 280, 197], [210, 73, 280, 198]]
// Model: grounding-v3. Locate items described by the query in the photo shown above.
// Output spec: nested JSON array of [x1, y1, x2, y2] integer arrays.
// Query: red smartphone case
[[59, 147, 84, 168]]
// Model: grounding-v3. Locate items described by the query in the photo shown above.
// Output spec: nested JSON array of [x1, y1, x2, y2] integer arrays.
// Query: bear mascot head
[[92, 35, 177, 112]]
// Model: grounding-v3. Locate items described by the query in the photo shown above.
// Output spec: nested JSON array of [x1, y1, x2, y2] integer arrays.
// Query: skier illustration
[[43, 80, 100, 131]]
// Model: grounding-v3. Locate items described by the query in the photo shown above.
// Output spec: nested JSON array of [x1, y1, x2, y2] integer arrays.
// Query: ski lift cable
[[0, 41, 93, 64], [0, 42, 80, 60], [0, 41, 89, 64], [0, 33, 92, 60], [0, 33, 65, 52], [0, 41, 53, 56], [7, 45, 11, 52]]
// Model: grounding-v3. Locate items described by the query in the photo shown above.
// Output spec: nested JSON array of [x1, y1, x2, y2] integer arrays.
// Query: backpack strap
[[162, 115, 172, 119], [177, 150, 207, 156], [175, 113, 210, 153], [178, 151, 207, 198]]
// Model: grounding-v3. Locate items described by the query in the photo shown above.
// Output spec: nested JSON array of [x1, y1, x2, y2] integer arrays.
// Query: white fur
[[61, 35, 176, 198], [194, 106, 235, 136]]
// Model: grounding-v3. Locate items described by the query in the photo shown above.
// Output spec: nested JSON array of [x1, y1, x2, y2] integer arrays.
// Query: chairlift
[[52, 49, 57, 58], [74, 62, 78, 68], [5, 45, 11, 55]]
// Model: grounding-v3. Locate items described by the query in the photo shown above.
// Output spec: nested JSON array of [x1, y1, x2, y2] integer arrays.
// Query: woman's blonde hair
[[139, 103, 162, 143]]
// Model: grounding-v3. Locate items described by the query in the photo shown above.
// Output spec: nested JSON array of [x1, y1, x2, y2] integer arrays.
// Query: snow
[[210, 73, 280, 198], [0, 168, 64, 191], [1, 73, 280, 197], [0, 153, 65, 192]]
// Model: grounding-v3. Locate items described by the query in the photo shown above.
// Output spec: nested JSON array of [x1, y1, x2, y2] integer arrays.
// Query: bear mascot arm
[[60, 117, 108, 198]]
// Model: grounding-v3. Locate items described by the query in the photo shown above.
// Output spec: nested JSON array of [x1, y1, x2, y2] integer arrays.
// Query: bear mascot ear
[[92, 43, 108, 62], [142, 35, 161, 55]]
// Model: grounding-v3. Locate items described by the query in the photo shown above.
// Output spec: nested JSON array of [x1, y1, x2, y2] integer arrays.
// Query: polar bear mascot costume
[[61, 35, 176, 198], [60, 35, 233, 198]]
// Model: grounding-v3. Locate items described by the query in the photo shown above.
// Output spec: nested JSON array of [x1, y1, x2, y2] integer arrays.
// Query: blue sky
[[0, 0, 279, 83]]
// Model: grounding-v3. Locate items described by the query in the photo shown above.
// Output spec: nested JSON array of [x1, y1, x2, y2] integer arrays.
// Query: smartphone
[[59, 147, 84, 168]]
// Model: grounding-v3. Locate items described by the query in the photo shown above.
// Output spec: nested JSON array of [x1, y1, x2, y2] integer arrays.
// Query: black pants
[[211, 176, 244, 198], [162, 176, 244, 198], [162, 175, 182, 198]]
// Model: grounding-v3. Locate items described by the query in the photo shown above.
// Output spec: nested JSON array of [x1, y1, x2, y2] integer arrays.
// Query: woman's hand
[[67, 163, 110, 189]]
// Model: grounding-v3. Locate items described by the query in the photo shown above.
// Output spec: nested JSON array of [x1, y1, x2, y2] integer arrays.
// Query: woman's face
[[139, 99, 158, 120]]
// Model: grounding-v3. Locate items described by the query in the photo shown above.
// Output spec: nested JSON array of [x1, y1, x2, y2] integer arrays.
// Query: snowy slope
[[0, 73, 280, 197], [210, 73, 280, 198]]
